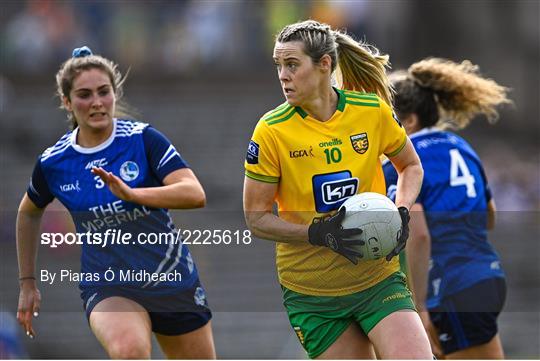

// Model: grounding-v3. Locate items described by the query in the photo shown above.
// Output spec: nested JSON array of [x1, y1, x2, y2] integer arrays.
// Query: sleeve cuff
[[26, 189, 51, 209], [385, 136, 407, 158], [245, 170, 279, 183]]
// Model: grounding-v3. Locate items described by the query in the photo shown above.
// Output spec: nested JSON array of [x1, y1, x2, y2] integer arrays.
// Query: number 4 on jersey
[[449, 149, 476, 198]]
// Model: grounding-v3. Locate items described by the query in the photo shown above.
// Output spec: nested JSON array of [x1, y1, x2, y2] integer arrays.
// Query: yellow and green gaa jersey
[[245, 89, 407, 296]]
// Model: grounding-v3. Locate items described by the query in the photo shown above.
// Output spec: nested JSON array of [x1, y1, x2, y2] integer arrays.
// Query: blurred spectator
[[107, 3, 150, 69], [309, 0, 347, 29], [4, 3, 52, 71], [264, 0, 306, 49], [4, 0, 78, 72]]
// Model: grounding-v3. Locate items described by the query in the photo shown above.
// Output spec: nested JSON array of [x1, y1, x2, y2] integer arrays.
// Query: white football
[[339, 192, 402, 260]]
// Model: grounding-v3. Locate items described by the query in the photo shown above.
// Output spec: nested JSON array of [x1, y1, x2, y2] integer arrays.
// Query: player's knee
[[107, 336, 151, 359]]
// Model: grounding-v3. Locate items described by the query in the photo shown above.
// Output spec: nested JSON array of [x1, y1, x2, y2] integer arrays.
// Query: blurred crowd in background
[[1, 0, 538, 359], [2, 1, 538, 210], [3, 1, 372, 74]]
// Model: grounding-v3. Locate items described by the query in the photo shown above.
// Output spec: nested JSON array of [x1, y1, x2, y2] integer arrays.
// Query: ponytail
[[391, 58, 512, 130], [334, 31, 393, 105]]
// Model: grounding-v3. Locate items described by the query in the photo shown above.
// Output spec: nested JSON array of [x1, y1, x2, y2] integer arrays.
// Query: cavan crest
[[120, 161, 139, 182], [350, 133, 369, 154]]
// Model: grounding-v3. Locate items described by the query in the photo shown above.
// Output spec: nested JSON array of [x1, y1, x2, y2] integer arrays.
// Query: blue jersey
[[27, 119, 199, 294], [383, 128, 504, 308]]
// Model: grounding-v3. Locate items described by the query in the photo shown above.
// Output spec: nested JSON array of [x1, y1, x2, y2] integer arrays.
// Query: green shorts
[[282, 272, 416, 359]]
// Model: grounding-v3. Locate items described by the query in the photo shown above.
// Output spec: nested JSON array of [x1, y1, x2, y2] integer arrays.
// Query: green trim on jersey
[[335, 88, 346, 111], [261, 102, 297, 126], [343, 90, 379, 101], [296, 87, 346, 118], [245, 170, 279, 183], [266, 108, 297, 125], [345, 100, 380, 108], [385, 136, 407, 157], [343, 91, 380, 108], [295, 106, 308, 119], [262, 104, 294, 122]]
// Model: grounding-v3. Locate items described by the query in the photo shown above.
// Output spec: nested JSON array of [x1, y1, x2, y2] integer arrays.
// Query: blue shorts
[[429, 277, 506, 354], [81, 282, 212, 336]]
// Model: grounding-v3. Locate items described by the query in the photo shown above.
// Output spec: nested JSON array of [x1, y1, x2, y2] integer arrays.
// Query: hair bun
[[72, 46, 93, 58]]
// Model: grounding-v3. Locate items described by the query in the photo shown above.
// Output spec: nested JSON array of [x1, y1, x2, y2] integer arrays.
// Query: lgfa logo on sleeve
[[246, 140, 259, 164]]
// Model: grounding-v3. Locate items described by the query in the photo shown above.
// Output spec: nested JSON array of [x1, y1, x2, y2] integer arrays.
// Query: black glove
[[308, 207, 365, 265], [385, 206, 410, 261]]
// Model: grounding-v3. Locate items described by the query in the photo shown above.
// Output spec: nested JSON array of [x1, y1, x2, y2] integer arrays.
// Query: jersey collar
[[295, 87, 346, 119], [70, 118, 118, 154]]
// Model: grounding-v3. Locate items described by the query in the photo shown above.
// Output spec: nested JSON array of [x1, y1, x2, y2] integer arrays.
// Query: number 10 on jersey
[[324, 147, 342, 164]]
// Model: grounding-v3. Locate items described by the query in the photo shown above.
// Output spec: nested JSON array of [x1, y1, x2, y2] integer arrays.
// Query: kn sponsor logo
[[321, 177, 358, 205], [312, 171, 359, 213]]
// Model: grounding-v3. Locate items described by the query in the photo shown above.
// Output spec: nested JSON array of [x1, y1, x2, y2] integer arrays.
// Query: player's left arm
[[387, 138, 423, 210], [480, 164, 496, 230], [487, 198, 496, 230], [405, 202, 441, 355], [379, 100, 423, 210], [92, 125, 206, 209], [91, 166, 205, 209], [406, 203, 431, 310]]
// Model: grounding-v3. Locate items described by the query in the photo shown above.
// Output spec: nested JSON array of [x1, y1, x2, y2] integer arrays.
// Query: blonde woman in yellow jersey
[[243, 20, 431, 359]]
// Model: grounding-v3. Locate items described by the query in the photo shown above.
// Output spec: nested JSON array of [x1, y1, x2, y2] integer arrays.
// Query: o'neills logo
[[289, 146, 314, 158], [319, 138, 342, 148], [382, 292, 408, 303]]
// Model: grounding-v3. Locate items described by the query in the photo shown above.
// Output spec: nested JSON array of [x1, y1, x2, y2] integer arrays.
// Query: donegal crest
[[350, 133, 369, 154]]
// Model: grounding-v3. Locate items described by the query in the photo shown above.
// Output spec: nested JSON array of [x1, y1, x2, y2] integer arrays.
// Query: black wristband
[[307, 221, 320, 246], [19, 276, 36, 281]]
